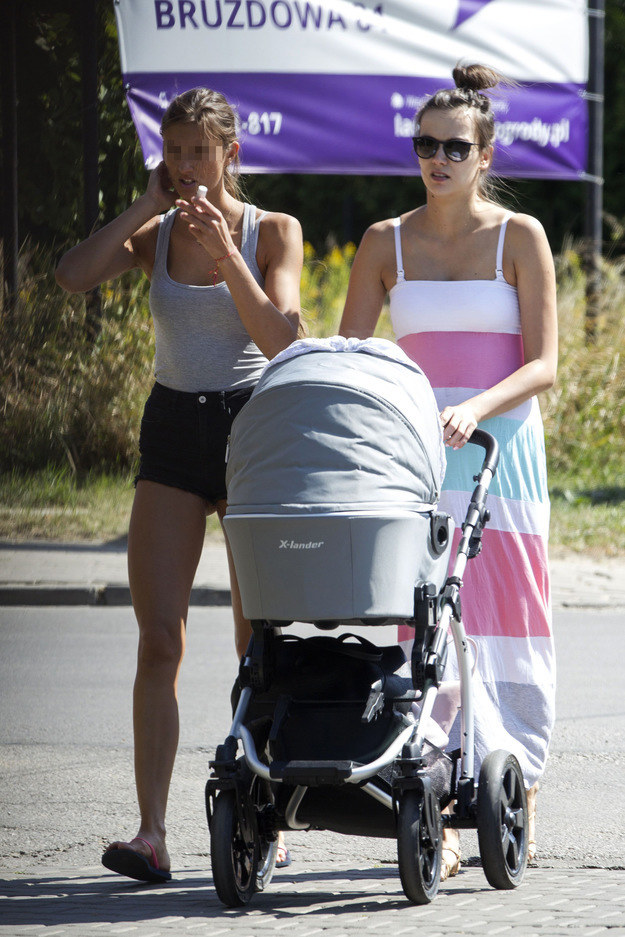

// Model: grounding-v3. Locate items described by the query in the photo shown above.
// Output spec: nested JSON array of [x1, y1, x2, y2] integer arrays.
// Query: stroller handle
[[467, 428, 499, 476], [448, 428, 499, 571]]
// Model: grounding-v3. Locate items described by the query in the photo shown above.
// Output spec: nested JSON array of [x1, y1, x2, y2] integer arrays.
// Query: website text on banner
[[114, 0, 588, 178]]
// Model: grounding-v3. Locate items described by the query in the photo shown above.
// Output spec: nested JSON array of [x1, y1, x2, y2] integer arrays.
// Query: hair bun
[[452, 63, 501, 93]]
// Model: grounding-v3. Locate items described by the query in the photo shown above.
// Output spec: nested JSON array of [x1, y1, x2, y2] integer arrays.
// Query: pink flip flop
[[102, 837, 172, 883]]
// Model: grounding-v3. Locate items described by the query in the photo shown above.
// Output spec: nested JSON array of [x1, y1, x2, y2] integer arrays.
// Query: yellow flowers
[[300, 241, 392, 339]]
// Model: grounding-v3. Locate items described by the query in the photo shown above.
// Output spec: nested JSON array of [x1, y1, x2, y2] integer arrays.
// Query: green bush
[[0, 242, 154, 472], [542, 247, 625, 490], [1, 238, 624, 494]]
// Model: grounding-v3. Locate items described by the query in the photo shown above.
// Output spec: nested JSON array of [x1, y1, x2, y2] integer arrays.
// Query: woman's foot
[[275, 831, 292, 868], [440, 826, 461, 882], [102, 835, 171, 883], [527, 782, 539, 863]]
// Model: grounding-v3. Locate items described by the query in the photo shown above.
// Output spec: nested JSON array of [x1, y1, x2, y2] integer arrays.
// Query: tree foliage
[[10, 0, 145, 252]]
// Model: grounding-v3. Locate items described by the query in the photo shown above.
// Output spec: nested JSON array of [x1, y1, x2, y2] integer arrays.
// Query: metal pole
[[81, 0, 100, 238], [80, 0, 102, 341], [584, 1, 605, 342], [1, 0, 19, 315]]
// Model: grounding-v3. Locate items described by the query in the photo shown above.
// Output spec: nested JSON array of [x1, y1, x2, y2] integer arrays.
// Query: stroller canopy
[[226, 337, 446, 515]]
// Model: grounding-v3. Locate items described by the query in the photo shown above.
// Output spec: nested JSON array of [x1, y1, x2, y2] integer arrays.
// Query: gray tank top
[[149, 202, 269, 392]]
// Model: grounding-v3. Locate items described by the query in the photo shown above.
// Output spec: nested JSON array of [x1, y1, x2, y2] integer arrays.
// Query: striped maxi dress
[[390, 215, 555, 788]]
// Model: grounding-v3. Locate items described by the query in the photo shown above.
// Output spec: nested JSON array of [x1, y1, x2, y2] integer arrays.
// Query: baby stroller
[[205, 338, 529, 906]]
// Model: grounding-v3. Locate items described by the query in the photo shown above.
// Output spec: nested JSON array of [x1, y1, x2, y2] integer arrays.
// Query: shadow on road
[[0, 865, 492, 925]]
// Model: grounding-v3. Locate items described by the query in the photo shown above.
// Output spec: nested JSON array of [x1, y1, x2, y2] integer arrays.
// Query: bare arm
[[441, 215, 558, 449], [55, 163, 176, 293], [177, 196, 303, 359], [339, 223, 391, 339]]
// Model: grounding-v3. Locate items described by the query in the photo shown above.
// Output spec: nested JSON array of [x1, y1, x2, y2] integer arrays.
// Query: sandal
[[275, 845, 292, 868], [440, 827, 461, 882], [102, 837, 172, 884], [527, 781, 539, 862]]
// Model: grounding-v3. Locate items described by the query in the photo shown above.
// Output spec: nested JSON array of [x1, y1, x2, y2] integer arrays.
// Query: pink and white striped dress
[[390, 215, 555, 788]]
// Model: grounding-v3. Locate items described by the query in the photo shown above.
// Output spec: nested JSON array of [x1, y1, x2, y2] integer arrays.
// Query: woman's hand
[[440, 402, 478, 449], [172, 196, 302, 359], [145, 161, 178, 215], [175, 194, 234, 260]]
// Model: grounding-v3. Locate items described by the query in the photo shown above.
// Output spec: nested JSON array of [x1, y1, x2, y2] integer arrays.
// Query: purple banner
[[125, 72, 587, 179]]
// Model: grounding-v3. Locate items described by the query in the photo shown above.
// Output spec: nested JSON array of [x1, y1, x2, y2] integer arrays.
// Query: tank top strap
[[241, 202, 264, 264], [393, 217, 405, 283], [153, 209, 177, 275], [495, 213, 514, 281]]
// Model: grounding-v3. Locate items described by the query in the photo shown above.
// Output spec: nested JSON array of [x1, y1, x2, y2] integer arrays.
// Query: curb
[[0, 583, 232, 607], [2, 583, 624, 610]]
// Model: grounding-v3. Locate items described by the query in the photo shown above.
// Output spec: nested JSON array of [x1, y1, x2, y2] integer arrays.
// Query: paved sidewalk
[[0, 537, 624, 608], [2, 862, 625, 935]]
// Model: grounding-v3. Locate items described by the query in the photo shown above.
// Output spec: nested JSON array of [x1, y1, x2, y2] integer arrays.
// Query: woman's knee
[[136, 619, 185, 671]]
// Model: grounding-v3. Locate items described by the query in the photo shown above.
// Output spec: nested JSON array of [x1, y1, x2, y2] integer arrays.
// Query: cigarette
[[197, 185, 207, 199]]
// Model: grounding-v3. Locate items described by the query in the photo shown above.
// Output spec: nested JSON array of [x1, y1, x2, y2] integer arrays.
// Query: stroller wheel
[[397, 787, 442, 904], [210, 777, 277, 907], [477, 750, 528, 889]]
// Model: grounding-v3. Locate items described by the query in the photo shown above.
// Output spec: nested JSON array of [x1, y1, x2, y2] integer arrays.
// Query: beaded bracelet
[[215, 250, 235, 264], [211, 250, 235, 285]]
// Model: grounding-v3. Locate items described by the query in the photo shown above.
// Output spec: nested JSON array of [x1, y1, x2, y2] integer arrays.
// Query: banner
[[114, 0, 589, 178]]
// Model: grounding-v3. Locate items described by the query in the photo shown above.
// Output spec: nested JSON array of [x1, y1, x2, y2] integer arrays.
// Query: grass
[[0, 468, 136, 542], [0, 468, 224, 543], [1, 238, 623, 554], [1, 468, 623, 556], [548, 479, 625, 557]]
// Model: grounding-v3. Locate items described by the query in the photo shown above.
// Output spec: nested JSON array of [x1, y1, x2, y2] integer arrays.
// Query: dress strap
[[495, 213, 513, 281], [393, 217, 405, 283]]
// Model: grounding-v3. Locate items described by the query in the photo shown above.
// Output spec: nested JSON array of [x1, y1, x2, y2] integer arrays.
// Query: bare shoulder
[[506, 212, 549, 248], [357, 216, 398, 255], [365, 216, 399, 238], [505, 213, 555, 288], [256, 209, 302, 246], [363, 207, 428, 250]]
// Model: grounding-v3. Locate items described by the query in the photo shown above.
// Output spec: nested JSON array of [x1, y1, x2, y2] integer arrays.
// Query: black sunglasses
[[413, 135, 479, 162]]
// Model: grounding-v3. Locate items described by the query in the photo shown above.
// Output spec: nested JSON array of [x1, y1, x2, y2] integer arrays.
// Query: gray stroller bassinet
[[224, 338, 451, 623], [206, 338, 529, 908]]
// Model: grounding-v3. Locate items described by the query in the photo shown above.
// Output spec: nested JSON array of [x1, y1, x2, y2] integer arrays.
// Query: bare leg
[[217, 500, 252, 660], [104, 481, 207, 873], [527, 781, 539, 862], [441, 808, 461, 881]]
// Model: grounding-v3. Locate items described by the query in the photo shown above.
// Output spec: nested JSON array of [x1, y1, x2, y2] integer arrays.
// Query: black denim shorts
[[135, 381, 254, 504]]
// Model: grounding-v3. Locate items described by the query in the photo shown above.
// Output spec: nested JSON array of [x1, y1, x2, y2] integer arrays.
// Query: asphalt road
[[1, 605, 624, 877]]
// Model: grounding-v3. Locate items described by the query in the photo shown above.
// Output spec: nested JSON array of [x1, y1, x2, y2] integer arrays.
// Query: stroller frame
[[206, 429, 529, 906]]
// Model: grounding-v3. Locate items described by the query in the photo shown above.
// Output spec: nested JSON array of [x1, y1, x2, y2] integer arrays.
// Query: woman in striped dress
[[340, 63, 557, 878]]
